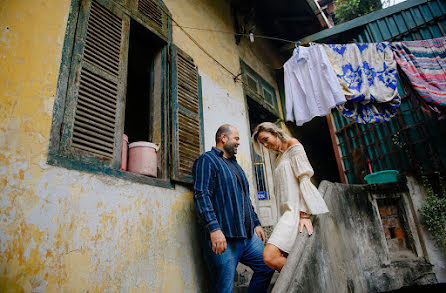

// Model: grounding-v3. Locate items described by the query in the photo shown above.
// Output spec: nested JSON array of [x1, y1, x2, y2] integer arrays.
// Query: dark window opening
[[123, 19, 166, 178], [247, 96, 277, 131], [124, 19, 164, 144], [255, 163, 267, 192], [388, 227, 396, 239], [286, 117, 339, 185], [377, 197, 416, 256]]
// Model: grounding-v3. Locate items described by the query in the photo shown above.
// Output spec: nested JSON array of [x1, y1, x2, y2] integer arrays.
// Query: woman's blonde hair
[[251, 122, 291, 155]]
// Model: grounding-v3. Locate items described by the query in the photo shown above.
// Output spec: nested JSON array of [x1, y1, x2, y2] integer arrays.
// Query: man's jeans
[[203, 233, 274, 293]]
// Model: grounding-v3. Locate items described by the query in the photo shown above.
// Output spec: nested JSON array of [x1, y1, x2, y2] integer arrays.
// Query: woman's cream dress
[[267, 143, 329, 253]]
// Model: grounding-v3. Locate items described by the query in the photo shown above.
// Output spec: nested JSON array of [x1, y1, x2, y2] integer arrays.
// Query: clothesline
[[148, 0, 446, 125], [171, 19, 446, 125], [284, 36, 446, 127], [172, 25, 297, 43]]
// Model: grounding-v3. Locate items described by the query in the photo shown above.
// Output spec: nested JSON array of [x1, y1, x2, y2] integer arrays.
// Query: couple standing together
[[193, 123, 329, 293]]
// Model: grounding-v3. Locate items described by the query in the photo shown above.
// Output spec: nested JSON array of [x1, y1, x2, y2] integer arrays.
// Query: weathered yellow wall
[[165, 0, 283, 107], [165, 0, 284, 196], [0, 0, 283, 291]]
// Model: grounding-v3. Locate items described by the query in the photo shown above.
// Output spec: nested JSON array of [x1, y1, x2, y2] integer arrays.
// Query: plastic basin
[[128, 142, 159, 177], [364, 170, 399, 184]]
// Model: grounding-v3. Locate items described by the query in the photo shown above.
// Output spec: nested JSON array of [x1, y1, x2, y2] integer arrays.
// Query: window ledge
[[47, 153, 175, 189]]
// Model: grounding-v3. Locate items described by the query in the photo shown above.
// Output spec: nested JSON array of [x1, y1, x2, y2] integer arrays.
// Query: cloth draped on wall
[[284, 45, 346, 126], [391, 36, 446, 117], [323, 43, 401, 124]]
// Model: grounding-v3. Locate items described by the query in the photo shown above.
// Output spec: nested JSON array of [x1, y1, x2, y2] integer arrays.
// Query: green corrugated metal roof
[[299, 0, 446, 43]]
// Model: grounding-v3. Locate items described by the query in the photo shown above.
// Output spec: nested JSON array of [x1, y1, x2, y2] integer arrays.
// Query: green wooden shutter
[[171, 45, 204, 184], [135, 0, 169, 39], [60, 0, 129, 169]]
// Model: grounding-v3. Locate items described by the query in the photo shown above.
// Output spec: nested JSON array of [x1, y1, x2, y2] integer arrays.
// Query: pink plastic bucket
[[121, 134, 129, 171], [128, 142, 159, 177]]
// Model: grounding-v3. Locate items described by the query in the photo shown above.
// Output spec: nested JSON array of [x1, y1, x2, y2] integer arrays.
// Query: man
[[193, 124, 274, 293]]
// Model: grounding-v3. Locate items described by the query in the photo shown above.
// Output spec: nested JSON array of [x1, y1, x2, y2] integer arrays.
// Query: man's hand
[[210, 229, 227, 255], [255, 226, 266, 244]]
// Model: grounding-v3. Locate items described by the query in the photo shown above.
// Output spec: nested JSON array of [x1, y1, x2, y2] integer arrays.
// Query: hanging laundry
[[391, 36, 446, 118], [284, 44, 346, 126], [323, 42, 401, 124]]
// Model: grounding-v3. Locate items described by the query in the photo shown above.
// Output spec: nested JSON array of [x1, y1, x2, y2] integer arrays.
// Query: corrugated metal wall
[[354, 0, 446, 42], [300, 0, 446, 183]]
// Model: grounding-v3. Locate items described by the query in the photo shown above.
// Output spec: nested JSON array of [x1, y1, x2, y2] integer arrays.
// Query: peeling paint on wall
[[200, 71, 257, 202], [1, 159, 206, 291], [164, 0, 283, 106]]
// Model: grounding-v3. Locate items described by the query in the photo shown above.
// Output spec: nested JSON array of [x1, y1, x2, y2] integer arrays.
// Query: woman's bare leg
[[263, 244, 287, 272]]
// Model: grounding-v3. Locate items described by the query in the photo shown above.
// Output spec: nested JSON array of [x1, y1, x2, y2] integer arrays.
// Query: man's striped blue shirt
[[193, 147, 261, 238]]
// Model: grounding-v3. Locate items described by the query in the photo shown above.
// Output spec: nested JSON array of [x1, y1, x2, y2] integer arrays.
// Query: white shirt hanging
[[284, 45, 346, 126]]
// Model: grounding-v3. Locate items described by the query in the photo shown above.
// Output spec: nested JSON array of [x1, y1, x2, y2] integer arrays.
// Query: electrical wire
[[150, 0, 289, 93], [173, 25, 296, 43], [174, 26, 295, 69]]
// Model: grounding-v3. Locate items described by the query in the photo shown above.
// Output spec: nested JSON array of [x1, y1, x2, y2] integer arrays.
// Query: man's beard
[[223, 142, 237, 157]]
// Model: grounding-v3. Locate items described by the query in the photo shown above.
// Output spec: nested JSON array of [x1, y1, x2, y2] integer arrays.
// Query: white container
[[128, 142, 159, 177]]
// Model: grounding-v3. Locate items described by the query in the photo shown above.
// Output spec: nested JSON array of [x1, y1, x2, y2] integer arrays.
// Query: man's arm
[[193, 156, 227, 254], [251, 205, 261, 228], [193, 156, 220, 233]]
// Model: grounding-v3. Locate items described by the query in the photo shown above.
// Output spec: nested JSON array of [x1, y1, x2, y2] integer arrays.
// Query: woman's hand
[[255, 226, 267, 244], [298, 212, 313, 236]]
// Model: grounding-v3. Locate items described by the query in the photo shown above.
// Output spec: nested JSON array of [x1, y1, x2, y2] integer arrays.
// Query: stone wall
[[273, 180, 442, 293]]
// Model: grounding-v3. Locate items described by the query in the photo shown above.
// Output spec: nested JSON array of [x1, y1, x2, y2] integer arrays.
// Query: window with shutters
[[48, 0, 204, 187], [239, 59, 279, 117]]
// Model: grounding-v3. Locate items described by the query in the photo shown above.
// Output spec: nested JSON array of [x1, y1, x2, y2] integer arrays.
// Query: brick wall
[[377, 198, 409, 253]]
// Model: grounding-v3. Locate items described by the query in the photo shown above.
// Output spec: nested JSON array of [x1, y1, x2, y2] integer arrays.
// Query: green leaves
[[334, 0, 382, 24], [420, 174, 446, 255]]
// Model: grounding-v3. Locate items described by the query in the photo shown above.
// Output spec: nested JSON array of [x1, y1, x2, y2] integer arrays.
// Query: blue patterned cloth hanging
[[323, 43, 401, 124]]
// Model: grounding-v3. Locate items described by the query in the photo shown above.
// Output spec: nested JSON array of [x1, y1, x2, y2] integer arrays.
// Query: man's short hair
[[215, 124, 233, 144]]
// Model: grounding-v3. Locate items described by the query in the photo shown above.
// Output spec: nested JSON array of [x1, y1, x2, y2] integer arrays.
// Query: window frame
[[47, 0, 176, 188], [261, 86, 274, 108], [239, 59, 279, 117]]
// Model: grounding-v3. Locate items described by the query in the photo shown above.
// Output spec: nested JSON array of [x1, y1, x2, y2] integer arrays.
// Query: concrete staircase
[[235, 180, 439, 292]]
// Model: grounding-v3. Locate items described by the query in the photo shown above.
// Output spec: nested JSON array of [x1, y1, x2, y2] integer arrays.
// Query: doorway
[[246, 96, 278, 227], [285, 116, 340, 185]]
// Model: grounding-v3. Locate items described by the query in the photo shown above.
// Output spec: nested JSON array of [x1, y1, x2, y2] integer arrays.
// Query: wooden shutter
[[171, 45, 204, 184], [136, 0, 169, 39], [60, 0, 129, 169]]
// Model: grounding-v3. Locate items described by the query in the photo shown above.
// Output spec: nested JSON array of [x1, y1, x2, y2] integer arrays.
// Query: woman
[[252, 122, 329, 271]]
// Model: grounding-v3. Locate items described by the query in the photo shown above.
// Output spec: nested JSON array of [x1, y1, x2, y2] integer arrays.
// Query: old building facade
[[0, 0, 289, 291]]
